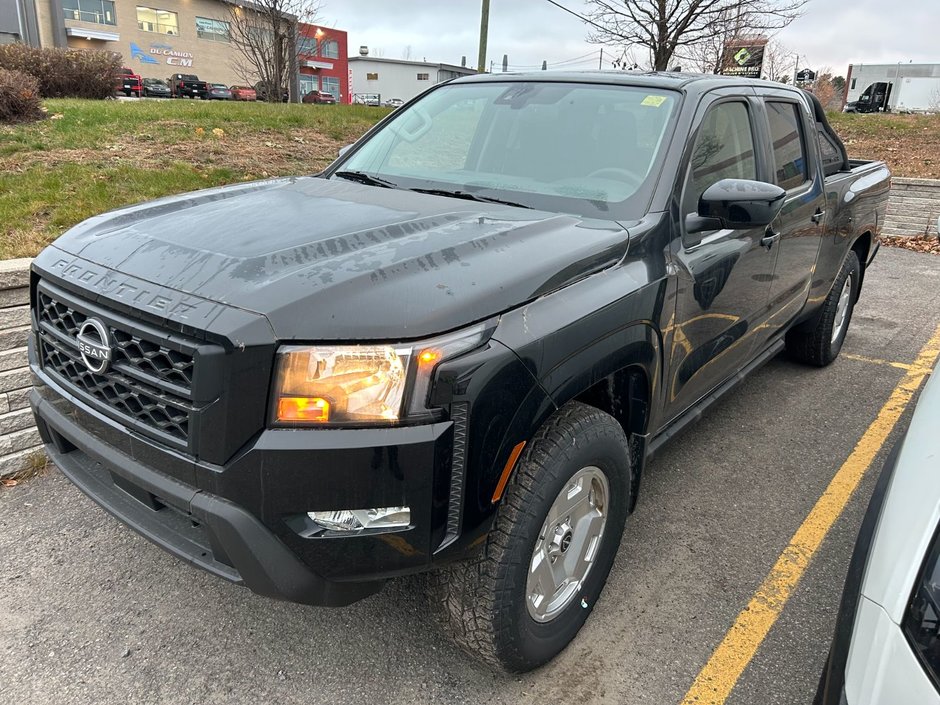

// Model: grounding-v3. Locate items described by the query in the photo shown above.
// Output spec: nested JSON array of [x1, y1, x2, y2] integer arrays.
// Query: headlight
[[271, 322, 490, 426]]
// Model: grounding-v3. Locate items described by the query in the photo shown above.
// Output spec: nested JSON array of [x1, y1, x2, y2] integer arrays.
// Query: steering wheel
[[586, 167, 643, 188]]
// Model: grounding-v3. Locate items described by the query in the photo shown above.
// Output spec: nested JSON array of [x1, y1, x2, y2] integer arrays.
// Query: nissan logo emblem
[[76, 318, 112, 374]]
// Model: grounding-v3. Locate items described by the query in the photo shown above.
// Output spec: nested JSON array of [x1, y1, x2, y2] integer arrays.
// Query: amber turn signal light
[[277, 396, 331, 423]]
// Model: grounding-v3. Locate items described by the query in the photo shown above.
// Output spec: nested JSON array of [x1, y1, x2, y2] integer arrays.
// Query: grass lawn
[[0, 98, 390, 259]]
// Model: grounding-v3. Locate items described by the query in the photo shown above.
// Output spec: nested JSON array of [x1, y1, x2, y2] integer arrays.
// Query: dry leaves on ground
[[883, 234, 940, 255]]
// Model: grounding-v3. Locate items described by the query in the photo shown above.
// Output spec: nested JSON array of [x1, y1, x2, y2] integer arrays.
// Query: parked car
[[302, 90, 336, 104], [141, 78, 171, 98], [206, 83, 233, 101], [168, 73, 208, 99], [230, 85, 256, 101], [28, 73, 889, 673], [254, 81, 288, 102], [816, 219, 940, 705], [383, 97, 404, 108], [115, 67, 141, 97]]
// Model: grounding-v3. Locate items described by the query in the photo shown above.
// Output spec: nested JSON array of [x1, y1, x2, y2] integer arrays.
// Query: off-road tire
[[786, 250, 861, 367], [429, 402, 633, 672]]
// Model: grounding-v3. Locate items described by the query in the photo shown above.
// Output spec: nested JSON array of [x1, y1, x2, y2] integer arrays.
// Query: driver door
[[663, 93, 779, 424]]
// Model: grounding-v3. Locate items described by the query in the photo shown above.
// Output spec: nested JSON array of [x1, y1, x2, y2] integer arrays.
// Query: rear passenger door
[[757, 93, 827, 329]]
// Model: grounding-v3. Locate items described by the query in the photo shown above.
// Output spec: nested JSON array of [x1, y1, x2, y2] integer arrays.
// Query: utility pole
[[477, 0, 490, 73], [599, 48, 603, 70]]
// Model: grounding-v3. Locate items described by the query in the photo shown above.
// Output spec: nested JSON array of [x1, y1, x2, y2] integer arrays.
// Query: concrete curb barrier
[[0, 258, 43, 479], [884, 177, 940, 237]]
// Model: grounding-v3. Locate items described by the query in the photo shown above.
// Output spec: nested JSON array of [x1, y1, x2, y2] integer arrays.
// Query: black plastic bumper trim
[[31, 389, 384, 607]]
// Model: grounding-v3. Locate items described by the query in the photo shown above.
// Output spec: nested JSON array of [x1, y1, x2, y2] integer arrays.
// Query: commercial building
[[26, 0, 249, 85], [844, 63, 940, 112], [2, 0, 41, 45], [349, 55, 475, 104], [7, 0, 348, 96], [298, 23, 348, 102]]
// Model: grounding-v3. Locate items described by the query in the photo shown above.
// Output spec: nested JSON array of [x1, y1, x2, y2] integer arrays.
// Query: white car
[[817, 364, 940, 703]]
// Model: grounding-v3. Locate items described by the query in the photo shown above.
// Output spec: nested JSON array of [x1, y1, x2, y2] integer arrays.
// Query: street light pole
[[477, 0, 490, 73]]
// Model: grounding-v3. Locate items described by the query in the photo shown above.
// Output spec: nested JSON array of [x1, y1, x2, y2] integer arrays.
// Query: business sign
[[130, 42, 195, 67], [720, 38, 768, 79], [796, 69, 816, 84]]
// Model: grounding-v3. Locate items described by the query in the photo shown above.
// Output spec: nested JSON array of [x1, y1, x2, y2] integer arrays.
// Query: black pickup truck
[[28, 72, 889, 672], [167, 73, 208, 99]]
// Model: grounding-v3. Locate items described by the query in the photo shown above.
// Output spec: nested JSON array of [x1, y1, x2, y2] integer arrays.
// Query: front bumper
[[31, 367, 457, 606]]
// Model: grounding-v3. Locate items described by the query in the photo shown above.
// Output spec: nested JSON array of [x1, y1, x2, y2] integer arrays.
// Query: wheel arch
[[572, 364, 652, 510], [496, 321, 662, 514]]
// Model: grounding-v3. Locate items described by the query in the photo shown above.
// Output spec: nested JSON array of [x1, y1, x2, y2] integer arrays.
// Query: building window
[[195, 17, 229, 42], [61, 0, 116, 26], [366, 72, 378, 80], [300, 74, 318, 96], [851, 78, 857, 89], [299, 36, 317, 56], [137, 6, 178, 35], [320, 39, 339, 59], [321, 76, 339, 100], [417, 73, 430, 81]]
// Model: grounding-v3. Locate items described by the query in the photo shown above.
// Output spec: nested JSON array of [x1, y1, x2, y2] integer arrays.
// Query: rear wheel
[[431, 402, 632, 672], [786, 250, 861, 366]]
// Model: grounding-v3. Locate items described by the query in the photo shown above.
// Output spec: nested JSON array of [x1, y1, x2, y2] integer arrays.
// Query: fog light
[[308, 506, 411, 532]]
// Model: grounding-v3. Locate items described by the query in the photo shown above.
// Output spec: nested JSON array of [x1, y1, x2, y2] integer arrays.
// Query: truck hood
[[44, 177, 630, 340]]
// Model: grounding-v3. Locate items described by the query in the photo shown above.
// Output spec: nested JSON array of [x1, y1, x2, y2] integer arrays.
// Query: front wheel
[[431, 402, 632, 671], [786, 250, 861, 366]]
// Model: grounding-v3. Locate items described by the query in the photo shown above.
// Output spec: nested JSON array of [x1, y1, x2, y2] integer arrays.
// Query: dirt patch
[[2, 127, 344, 179], [836, 114, 940, 179]]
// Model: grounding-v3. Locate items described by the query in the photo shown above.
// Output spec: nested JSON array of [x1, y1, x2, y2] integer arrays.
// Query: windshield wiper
[[409, 188, 533, 210], [333, 170, 399, 189]]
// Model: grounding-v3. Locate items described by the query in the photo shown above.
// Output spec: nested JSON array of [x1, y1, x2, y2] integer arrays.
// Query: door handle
[[760, 227, 781, 249], [811, 209, 826, 224]]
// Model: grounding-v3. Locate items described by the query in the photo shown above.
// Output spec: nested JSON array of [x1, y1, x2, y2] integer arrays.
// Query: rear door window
[[766, 101, 809, 190]]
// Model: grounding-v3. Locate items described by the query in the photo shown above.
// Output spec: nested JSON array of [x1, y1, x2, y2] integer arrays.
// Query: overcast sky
[[318, 0, 936, 77]]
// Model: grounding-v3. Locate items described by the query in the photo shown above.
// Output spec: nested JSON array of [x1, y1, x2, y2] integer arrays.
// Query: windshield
[[333, 81, 679, 219]]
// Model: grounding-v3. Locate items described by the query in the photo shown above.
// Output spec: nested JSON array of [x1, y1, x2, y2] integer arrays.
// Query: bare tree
[[584, 0, 809, 71], [760, 39, 796, 82], [227, 0, 320, 102]]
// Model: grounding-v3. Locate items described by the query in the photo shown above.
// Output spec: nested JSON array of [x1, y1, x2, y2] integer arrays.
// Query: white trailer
[[891, 76, 940, 112]]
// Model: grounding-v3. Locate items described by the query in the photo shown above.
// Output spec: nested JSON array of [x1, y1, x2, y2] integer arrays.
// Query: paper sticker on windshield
[[641, 95, 667, 107]]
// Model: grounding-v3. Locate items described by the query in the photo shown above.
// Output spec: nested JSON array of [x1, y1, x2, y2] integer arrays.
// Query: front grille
[[38, 292, 195, 394], [35, 283, 200, 448]]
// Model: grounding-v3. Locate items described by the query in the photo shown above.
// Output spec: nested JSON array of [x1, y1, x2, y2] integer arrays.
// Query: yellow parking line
[[679, 324, 940, 705], [842, 353, 914, 371]]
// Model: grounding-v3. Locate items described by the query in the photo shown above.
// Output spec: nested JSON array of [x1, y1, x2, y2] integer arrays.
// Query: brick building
[[298, 23, 348, 103]]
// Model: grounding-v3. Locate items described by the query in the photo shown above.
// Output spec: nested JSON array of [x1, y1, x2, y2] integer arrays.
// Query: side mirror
[[338, 144, 354, 158], [686, 179, 787, 235]]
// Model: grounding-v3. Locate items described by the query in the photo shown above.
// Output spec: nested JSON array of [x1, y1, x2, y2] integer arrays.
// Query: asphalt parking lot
[[1, 245, 938, 705]]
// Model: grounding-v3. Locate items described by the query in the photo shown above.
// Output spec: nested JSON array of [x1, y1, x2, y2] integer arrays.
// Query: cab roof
[[451, 70, 802, 96]]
